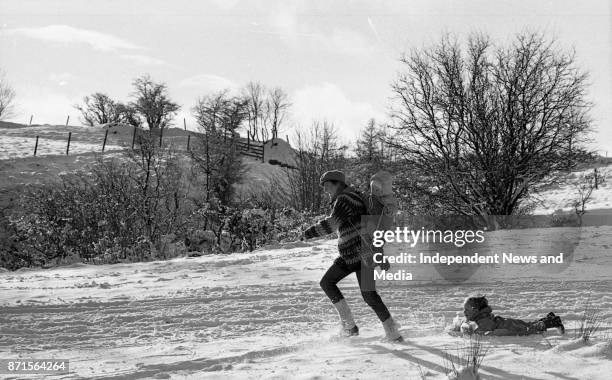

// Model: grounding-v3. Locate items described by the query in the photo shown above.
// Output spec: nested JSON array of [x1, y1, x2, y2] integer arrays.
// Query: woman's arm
[[303, 195, 349, 239]]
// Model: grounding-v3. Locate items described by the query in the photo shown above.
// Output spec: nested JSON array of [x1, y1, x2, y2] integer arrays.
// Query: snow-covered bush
[[0, 213, 46, 270], [5, 144, 191, 268], [222, 204, 320, 252]]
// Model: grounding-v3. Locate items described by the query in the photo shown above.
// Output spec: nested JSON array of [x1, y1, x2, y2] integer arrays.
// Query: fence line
[[14, 123, 269, 162], [11, 121, 608, 166]]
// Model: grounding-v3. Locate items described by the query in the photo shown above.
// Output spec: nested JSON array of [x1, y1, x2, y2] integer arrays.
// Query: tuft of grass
[[416, 361, 427, 379], [574, 293, 604, 342], [443, 334, 487, 379]]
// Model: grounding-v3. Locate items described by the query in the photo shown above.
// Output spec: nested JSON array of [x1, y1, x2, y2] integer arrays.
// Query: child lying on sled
[[452, 296, 565, 336]]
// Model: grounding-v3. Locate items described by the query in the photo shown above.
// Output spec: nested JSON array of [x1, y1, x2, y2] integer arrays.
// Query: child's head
[[463, 296, 488, 320], [370, 171, 393, 197]]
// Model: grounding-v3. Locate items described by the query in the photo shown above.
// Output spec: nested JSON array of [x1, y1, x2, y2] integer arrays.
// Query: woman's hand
[[379, 261, 390, 271], [460, 321, 477, 334]]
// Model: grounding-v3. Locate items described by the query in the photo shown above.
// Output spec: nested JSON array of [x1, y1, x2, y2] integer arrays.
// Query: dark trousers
[[319, 256, 391, 322]]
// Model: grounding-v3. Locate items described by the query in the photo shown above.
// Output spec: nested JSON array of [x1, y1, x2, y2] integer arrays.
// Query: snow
[[0, 124, 128, 160], [1, 228, 611, 379], [263, 138, 297, 167], [0, 123, 292, 195], [533, 165, 612, 215], [2, 123, 612, 378]]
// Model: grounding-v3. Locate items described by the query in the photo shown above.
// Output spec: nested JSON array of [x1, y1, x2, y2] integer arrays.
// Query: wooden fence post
[[34, 136, 39, 156], [187, 134, 191, 151], [159, 128, 163, 147], [29, 115, 33, 126], [131, 126, 137, 149], [183, 118, 187, 131], [102, 129, 109, 152], [65, 115, 70, 126], [66, 132, 72, 155]]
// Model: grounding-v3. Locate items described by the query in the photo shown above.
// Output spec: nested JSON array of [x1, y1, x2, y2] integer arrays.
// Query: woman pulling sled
[[301, 170, 403, 342]]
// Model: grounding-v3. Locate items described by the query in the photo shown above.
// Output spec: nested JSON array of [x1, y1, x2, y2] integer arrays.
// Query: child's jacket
[[466, 306, 545, 336]]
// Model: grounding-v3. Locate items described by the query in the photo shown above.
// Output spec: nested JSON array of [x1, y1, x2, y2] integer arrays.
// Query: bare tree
[[243, 82, 265, 141], [356, 118, 385, 163], [266, 87, 291, 140], [348, 119, 397, 193], [243, 82, 291, 142], [390, 31, 593, 218], [116, 103, 142, 128], [192, 90, 232, 133], [573, 169, 606, 225], [74, 93, 124, 126], [128, 74, 180, 132], [573, 173, 595, 226], [0, 70, 16, 120], [288, 120, 343, 211], [191, 91, 248, 204]]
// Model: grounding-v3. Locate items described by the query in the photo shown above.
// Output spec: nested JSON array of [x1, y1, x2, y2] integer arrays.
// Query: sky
[[0, 0, 610, 152]]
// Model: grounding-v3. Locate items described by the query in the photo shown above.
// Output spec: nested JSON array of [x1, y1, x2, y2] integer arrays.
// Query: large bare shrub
[[74, 93, 125, 126], [390, 32, 593, 219], [126, 74, 180, 132]]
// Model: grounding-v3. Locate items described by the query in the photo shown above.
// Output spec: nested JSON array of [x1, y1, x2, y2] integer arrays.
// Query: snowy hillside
[[1, 227, 611, 379], [533, 165, 612, 215], [0, 122, 292, 196], [0, 122, 129, 160], [2, 122, 611, 215]]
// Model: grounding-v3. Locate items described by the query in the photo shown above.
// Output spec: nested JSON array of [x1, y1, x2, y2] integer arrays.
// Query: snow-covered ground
[[1, 226, 611, 379], [533, 166, 612, 215], [0, 123, 289, 195], [0, 124, 128, 160]]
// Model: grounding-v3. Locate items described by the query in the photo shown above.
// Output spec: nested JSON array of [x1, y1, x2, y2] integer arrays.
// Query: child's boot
[[540, 312, 565, 334]]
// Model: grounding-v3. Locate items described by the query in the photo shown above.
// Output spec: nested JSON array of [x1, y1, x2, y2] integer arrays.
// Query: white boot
[[382, 316, 403, 342], [333, 299, 359, 336]]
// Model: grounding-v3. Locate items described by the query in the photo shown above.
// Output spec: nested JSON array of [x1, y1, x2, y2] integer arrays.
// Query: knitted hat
[[464, 296, 488, 311], [320, 170, 346, 186]]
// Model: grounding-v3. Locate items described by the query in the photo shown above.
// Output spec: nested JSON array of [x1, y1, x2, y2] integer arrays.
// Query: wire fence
[[0, 119, 273, 162], [2, 114, 608, 162]]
